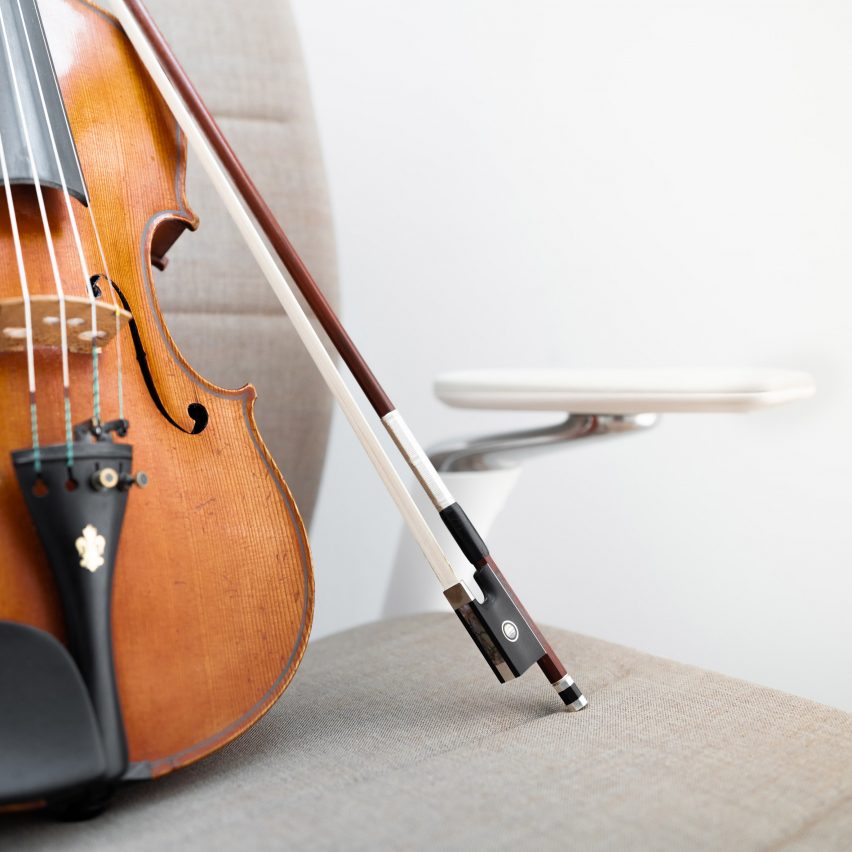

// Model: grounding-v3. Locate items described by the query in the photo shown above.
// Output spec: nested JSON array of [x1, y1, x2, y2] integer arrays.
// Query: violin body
[[0, 0, 312, 778]]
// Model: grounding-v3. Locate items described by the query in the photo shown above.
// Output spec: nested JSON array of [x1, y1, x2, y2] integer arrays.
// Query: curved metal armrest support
[[430, 413, 658, 472]]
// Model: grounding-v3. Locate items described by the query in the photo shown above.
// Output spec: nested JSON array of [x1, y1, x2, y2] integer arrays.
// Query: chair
[[4, 1, 850, 848]]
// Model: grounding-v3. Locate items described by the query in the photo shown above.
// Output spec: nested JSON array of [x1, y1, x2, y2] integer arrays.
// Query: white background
[[290, 0, 852, 711]]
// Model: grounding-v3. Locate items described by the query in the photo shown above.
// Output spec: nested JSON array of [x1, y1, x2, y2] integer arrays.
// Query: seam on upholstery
[[763, 789, 852, 851]]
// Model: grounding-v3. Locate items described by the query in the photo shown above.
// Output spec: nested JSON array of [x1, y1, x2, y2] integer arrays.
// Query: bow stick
[[110, 0, 586, 710]]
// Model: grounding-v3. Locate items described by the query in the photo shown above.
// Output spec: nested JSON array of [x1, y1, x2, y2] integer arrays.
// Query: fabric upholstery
[[143, 0, 340, 527], [9, 4, 849, 850], [5, 614, 851, 850]]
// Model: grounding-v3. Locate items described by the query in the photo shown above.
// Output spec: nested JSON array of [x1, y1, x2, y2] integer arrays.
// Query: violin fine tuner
[[90, 467, 119, 490], [91, 468, 148, 491], [120, 470, 149, 490]]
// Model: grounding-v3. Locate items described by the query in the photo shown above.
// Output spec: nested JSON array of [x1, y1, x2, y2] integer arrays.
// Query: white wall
[[291, 0, 852, 711]]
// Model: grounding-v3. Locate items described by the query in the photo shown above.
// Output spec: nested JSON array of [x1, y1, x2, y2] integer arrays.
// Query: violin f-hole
[[108, 278, 209, 435]]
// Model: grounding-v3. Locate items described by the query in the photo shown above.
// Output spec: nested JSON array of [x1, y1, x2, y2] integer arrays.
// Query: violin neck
[[0, 0, 87, 204]]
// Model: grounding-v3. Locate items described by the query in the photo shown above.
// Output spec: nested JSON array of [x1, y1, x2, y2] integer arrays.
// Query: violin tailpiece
[[11, 432, 142, 796]]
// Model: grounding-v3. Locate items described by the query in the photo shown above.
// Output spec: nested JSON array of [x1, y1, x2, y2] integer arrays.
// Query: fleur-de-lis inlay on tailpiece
[[76, 524, 106, 573]]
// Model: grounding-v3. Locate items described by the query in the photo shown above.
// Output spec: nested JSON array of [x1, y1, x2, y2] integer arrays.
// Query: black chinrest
[[0, 621, 106, 806]]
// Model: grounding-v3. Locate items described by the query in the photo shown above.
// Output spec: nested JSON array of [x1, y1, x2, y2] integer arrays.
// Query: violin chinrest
[[0, 622, 106, 807]]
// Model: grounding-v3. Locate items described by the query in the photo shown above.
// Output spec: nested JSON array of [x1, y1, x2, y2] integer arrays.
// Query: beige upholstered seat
[[4, 1, 851, 848], [6, 615, 852, 849]]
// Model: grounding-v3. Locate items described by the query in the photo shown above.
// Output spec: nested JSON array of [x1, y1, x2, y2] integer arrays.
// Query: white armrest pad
[[434, 369, 815, 414]]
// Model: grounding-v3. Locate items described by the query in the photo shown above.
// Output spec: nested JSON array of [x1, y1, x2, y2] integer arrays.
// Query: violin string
[[0, 125, 41, 473], [0, 2, 74, 468], [15, 0, 102, 425], [27, 0, 127, 424], [84, 214, 124, 422], [29, 2, 125, 424]]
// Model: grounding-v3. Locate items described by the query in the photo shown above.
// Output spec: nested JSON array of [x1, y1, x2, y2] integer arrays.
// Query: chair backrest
[[143, 0, 339, 527]]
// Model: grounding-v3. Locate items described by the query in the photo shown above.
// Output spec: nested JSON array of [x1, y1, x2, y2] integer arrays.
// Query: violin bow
[[110, 0, 586, 711]]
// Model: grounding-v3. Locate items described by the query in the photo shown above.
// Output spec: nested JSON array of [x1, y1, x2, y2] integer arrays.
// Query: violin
[[0, 0, 312, 809], [1, 0, 585, 816]]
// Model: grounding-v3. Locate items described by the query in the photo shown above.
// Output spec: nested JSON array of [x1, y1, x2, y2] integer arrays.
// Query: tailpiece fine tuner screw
[[91, 468, 119, 491], [119, 471, 149, 491]]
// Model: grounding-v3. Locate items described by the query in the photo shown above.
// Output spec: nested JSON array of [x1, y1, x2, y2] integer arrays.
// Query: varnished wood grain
[[0, 0, 313, 776]]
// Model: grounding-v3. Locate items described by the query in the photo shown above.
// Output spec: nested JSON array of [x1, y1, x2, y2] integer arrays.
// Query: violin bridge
[[0, 296, 131, 353]]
